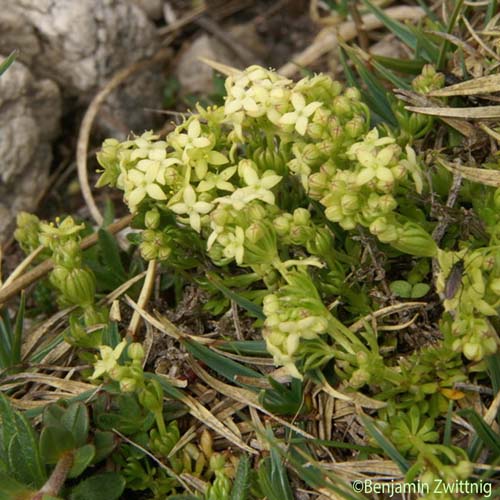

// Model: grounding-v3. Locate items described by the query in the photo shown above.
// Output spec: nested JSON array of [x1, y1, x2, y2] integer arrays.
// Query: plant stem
[[33, 451, 74, 499]]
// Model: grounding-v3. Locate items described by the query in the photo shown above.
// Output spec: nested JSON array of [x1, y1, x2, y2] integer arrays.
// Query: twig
[[278, 6, 425, 77], [127, 259, 157, 340], [0, 214, 132, 306], [77, 48, 172, 226]]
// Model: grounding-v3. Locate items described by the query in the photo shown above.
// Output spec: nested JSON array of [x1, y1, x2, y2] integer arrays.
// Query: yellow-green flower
[[197, 166, 237, 192], [169, 185, 214, 232], [91, 339, 128, 380], [124, 167, 167, 210], [279, 92, 321, 135]]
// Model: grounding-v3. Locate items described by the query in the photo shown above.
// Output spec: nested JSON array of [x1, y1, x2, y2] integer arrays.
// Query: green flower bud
[[333, 95, 352, 117], [341, 193, 359, 214], [51, 266, 96, 306], [145, 208, 160, 229], [128, 343, 145, 362], [120, 377, 138, 392], [344, 116, 365, 139], [489, 277, 500, 295], [345, 87, 361, 101], [139, 379, 164, 413], [293, 208, 310, 226], [391, 222, 438, 257], [273, 214, 292, 236], [308, 172, 329, 199], [306, 227, 333, 256]]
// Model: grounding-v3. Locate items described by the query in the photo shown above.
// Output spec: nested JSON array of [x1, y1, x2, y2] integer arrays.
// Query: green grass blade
[[372, 54, 426, 75], [217, 340, 268, 356], [97, 229, 127, 282], [362, 0, 438, 61], [436, 0, 465, 70], [486, 353, 500, 394], [359, 414, 409, 473], [0, 50, 16, 77], [341, 45, 397, 126], [184, 339, 263, 383], [459, 408, 500, 458], [230, 454, 251, 500], [12, 292, 26, 366], [206, 273, 264, 320], [0, 309, 13, 353], [443, 400, 454, 447]]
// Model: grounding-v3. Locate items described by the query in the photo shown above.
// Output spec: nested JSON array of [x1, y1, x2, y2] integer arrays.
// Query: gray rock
[[0, 61, 61, 239], [0, 0, 157, 94]]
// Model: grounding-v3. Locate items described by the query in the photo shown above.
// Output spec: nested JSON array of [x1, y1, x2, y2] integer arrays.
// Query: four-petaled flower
[[171, 119, 212, 162], [91, 339, 128, 380], [221, 227, 245, 264], [197, 166, 237, 192], [169, 185, 214, 232], [280, 92, 322, 135], [125, 166, 167, 210], [240, 161, 282, 204]]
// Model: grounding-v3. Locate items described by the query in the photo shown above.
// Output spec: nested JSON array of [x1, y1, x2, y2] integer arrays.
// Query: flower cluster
[[436, 248, 500, 361], [96, 65, 440, 376], [262, 271, 330, 379]]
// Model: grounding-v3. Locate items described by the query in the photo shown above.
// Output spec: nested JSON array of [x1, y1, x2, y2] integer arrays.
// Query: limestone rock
[[0, 60, 61, 239]]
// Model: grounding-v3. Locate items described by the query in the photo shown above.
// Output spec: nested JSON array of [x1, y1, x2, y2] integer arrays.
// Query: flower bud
[[333, 95, 352, 117], [145, 208, 160, 229], [120, 377, 138, 392], [345, 116, 365, 139], [293, 208, 311, 226], [391, 222, 438, 257], [489, 278, 500, 295], [273, 214, 292, 236], [345, 87, 361, 101], [341, 193, 359, 214], [51, 266, 96, 307], [128, 343, 145, 362]]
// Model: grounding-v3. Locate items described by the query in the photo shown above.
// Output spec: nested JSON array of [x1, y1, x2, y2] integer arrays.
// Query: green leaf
[[390, 280, 412, 298], [362, 0, 438, 61], [0, 472, 34, 500], [69, 472, 126, 500], [260, 378, 304, 416], [359, 414, 409, 473], [230, 454, 251, 500], [410, 283, 430, 298], [339, 46, 396, 126], [93, 431, 116, 463], [184, 339, 263, 385], [12, 292, 26, 366], [372, 54, 426, 75], [97, 229, 126, 282], [205, 273, 264, 320], [40, 426, 76, 464], [486, 353, 500, 395], [0, 399, 46, 488], [101, 321, 121, 348], [0, 394, 17, 465], [0, 51, 16, 78], [43, 403, 66, 429], [459, 408, 500, 459], [68, 444, 95, 478], [217, 340, 268, 356], [257, 454, 293, 500], [61, 403, 89, 447]]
